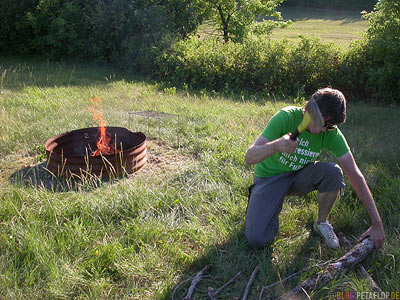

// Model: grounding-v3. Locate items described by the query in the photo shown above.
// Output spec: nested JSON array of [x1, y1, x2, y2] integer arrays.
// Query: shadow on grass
[[9, 161, 117, 192], [167, 231, 273, 300], [164, 223, 322, 300], [0, 55, 290, 106], [0, 55, 155, 92]]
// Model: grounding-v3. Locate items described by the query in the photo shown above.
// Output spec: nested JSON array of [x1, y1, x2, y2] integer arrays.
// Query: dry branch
[[242, 266, 260, 300], [338, 233, 383, 293], [208, 271, 242, 300], [276, 237, 375, 300], [184, 264, 211, 300]]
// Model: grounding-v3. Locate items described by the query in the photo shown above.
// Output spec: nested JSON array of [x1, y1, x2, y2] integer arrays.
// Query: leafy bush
[[0, 0, 37, 54], [157, 35, 341, 97], [157, 37, 235, 90], [2, 0, 397, 103], [340, 0, 400, 103], [285, 36, 342, 96], [232, 37, 292, 93], [0, 0, 207, 71], [25, 0, 90, 58]]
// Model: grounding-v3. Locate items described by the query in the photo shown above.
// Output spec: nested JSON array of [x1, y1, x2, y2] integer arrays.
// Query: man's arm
[[245, 134, 298, 165], [338, 151, 385, 248]]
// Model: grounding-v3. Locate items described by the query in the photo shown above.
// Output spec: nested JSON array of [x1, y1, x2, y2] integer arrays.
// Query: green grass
[[1, 56, 399, 300], [271, 7, 369, 49]]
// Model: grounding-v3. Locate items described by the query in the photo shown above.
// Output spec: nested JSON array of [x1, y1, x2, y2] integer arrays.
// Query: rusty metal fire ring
[[45, 127, 147, 178]]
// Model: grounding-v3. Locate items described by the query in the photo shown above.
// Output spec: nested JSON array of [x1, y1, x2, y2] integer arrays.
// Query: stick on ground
[[242, 266, 260, 300], [184, 264, 211, 300], [208, 271, 242, 300]]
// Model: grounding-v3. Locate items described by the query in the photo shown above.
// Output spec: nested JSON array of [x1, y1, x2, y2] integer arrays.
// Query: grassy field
[[271, 7, 369, 48], [200, 6, 368, 48], [0, 54, 399, 300]]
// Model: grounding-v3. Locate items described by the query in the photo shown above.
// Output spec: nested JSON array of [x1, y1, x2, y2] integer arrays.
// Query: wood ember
[[276, 237, 375, 300], [184, 264, 211, 300], [208, 271, 242, 300], [338, 233, 383, 293]]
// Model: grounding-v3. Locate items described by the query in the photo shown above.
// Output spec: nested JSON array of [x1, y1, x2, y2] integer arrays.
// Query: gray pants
[[245, 161, 344, 248]]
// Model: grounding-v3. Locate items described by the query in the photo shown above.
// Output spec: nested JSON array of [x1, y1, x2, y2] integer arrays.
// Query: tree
[[203, 0, 289, 43]]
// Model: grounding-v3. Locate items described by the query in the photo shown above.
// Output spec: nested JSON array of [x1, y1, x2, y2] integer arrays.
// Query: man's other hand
[[361, 224, 385, 248]]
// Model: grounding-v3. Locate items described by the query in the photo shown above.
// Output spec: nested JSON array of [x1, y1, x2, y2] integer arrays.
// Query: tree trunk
[[217, 4, 229, 43]]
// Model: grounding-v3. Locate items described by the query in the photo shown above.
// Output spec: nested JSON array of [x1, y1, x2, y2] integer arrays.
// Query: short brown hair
[[311, 87, 347, 124]]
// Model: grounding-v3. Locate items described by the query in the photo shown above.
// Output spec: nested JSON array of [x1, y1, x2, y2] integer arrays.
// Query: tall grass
[[0, 56, 399, 300]]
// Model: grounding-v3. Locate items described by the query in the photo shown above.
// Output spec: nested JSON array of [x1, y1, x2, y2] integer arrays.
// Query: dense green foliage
[[0, 0, 37, 54], [157, 0, 399, 103], [0, 0, 207, 71], [157, 35, 341, 97], [1, 0, 398, 102], [340, 0, 400, 102]]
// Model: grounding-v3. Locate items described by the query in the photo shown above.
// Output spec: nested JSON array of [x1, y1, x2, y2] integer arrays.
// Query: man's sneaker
[[313, 221, 340, 249]]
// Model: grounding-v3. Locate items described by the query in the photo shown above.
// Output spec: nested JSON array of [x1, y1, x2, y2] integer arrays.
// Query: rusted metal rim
[[45, 127, 147, 178]]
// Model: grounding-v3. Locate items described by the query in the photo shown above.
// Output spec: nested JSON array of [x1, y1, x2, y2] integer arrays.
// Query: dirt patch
[[1, 139, 194, 192], [139, 139, 194, 176]]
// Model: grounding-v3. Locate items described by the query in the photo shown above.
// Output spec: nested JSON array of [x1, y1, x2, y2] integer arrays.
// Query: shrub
[[25, 0, 90, 58], [0, 0, 37, 54], [157, 37, 265, 91], [0, 0, 207, 71], [285, 36, 342, 96], [340, 0, 400, 103], [157, 35, 341, 97], [232, 37, 293, 93]]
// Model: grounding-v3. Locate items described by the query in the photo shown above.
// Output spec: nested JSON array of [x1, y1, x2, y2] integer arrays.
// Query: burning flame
[[89, 97, 120, 156]]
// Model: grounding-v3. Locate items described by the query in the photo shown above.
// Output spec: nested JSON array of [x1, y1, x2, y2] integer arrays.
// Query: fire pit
[[45, 127, 147, 178]]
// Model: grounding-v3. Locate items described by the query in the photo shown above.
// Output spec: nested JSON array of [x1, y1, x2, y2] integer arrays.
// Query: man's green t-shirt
[[254, 106, 350, 178]]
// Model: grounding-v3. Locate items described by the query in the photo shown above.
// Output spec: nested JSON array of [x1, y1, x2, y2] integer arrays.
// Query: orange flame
[[89, 97, 119, 156]]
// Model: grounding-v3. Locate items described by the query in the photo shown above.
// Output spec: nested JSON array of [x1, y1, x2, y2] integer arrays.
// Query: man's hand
[[360, 224, 385, 248], [275, 134, 298, 154], [245, 134, 298, 165]]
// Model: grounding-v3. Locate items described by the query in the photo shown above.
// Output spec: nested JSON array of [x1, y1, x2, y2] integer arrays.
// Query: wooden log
[[338, 233, 383, 294], [276, 237, 374, 300]]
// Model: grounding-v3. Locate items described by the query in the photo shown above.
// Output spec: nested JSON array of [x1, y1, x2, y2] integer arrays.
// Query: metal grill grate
[[128, 110, 180, 146]]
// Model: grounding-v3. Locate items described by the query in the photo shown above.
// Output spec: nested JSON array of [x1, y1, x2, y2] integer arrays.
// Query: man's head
[[310, 87, 347, 126]]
